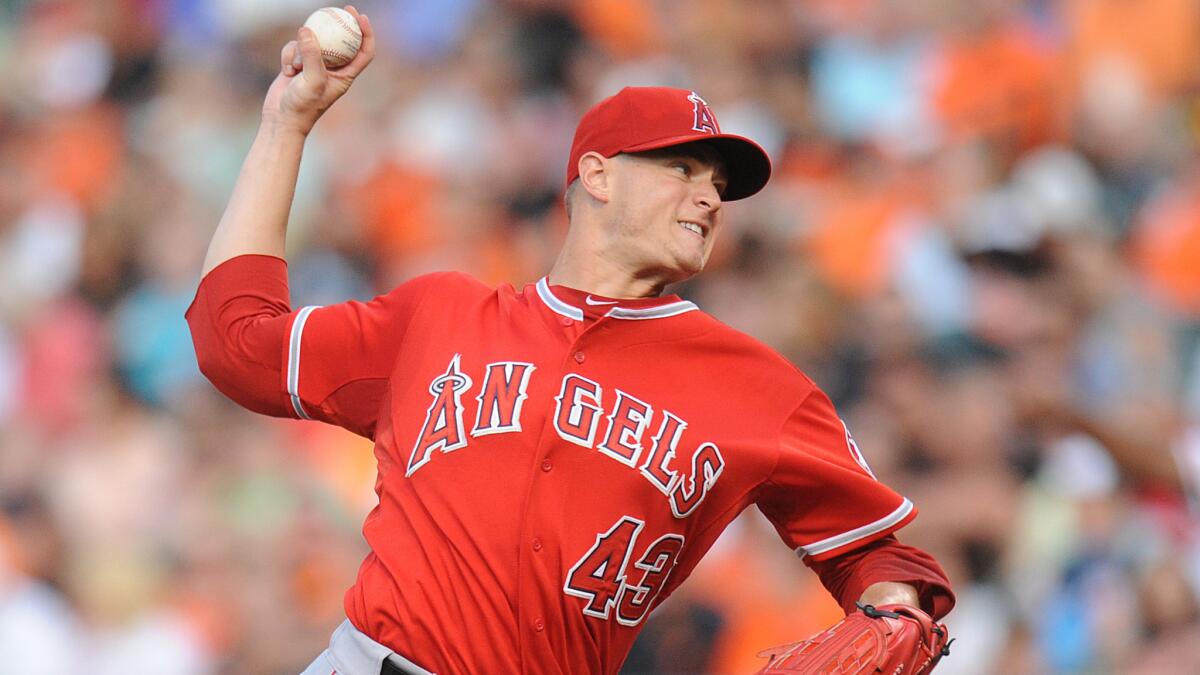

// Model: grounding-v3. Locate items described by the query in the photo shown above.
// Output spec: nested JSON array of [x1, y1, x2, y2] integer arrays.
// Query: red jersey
[[187, 255, 923, 674]]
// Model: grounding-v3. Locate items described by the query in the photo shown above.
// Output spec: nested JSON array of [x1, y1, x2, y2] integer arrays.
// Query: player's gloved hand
[[264, 5, 375, 135], [753, 603, 952, 674]]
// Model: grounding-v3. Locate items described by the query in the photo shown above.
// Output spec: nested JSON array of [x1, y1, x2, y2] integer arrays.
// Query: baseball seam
[[320, 8, 362, 41], [321, 48, 353, 64]]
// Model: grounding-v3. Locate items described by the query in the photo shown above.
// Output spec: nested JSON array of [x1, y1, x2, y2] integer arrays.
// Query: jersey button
[[534, 617, 545, 632], [532, 537, 543, 552], [560, 317, 573, 327], [541, 458, 553, 472], [573, 351, 585, 364]]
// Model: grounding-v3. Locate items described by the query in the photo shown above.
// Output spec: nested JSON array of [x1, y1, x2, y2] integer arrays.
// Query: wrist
[[259, 112, 315, 140], [859, 581, 920, 609]]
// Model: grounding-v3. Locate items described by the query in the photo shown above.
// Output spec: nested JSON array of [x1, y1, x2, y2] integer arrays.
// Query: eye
[[670, 161, 692, 176]]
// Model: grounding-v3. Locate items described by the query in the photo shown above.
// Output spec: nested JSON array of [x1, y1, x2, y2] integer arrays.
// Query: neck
[[547, 226, 671, 299]]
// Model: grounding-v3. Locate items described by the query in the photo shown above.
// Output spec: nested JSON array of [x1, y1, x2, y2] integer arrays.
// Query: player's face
[[607, 145, 728, 284]]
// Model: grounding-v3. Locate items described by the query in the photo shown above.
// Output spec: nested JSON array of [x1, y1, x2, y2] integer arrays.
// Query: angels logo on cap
[[689, 92, 719, 135], [565, 86, 772, 201]]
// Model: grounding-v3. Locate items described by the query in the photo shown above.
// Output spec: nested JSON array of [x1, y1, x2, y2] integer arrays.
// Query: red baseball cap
[[566, 86, 772, 201]]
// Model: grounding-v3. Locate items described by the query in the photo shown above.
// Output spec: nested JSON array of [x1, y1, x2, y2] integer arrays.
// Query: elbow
[[188, 316, 238, 393], [185, 267, 294, 417], [191, 338, 248, 406], [195, 350, 289, 417], [192, 341, 223, 388], [188, 318, 290, 418]]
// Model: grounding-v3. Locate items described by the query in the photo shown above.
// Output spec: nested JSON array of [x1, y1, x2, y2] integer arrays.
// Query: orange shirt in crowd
[[1131, 173, 1200, 316], [932, 22, 1066, 154], [1065, 0, 1200, 101]]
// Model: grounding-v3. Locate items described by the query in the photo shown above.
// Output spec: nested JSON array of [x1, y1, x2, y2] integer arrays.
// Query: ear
[[577, 152, 612, 204]]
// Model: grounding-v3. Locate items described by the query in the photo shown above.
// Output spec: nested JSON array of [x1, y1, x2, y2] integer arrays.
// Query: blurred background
[[1, 0, 1200, 673]]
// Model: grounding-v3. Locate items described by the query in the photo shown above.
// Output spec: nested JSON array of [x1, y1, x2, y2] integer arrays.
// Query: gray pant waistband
[[327, 619, 437, 675]]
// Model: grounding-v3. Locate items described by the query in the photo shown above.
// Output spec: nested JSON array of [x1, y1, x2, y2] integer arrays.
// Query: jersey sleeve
[[756, 388, 917, 562], [186, 255, 295, 418], [285, 272, 451, 438], [186, 254, 449, 439], [805, 535, 956, 619]]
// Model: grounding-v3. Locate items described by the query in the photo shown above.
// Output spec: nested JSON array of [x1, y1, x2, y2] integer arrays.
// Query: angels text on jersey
[[407, 354, 725, 520]]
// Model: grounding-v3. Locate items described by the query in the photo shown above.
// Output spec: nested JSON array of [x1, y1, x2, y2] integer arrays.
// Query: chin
[[689, 250, 713, 274], [672, 259, 706, 281], [653, 248, 708, 284]]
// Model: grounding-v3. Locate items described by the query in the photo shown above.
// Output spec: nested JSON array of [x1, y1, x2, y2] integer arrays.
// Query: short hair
[[564, 142, 728, 221], [564, 178, 581, 221]]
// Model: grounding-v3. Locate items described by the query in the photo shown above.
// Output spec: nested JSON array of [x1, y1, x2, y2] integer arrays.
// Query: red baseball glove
[[753, 603, 952, 674]]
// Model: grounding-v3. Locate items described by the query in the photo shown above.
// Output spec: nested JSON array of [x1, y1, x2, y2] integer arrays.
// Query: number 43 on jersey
[[564, 516, 685, 626]]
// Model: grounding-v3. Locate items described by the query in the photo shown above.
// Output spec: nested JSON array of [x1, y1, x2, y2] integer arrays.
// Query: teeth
[[679, 221, 703, 236]]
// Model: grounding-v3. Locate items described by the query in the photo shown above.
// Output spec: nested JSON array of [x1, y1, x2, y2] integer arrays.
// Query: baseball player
[[187, 10, 955, 675]]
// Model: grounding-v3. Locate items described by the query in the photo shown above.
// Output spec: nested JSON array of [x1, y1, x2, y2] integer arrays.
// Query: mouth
[[678, 220, 708, 239]]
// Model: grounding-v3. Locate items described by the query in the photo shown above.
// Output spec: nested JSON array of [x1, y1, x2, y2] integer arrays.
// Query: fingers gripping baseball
[[281, 40, 299, 75], [291, 27, 329, 99], [264, 6, 375, 135]]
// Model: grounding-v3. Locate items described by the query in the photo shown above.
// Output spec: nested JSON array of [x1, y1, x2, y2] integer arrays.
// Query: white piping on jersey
[[794, 498, 914, 559], [536, 277, 699, 321], [604, 302, 698, 320], [287, 305, 320, 420], [536, 277, 584, 321]]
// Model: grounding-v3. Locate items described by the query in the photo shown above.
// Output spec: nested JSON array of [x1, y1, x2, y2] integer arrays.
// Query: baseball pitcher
[[187, 8, 955, 674]]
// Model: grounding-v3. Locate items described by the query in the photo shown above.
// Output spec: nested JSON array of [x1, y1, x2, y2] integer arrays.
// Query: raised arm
[[201, 6, 376, 276]]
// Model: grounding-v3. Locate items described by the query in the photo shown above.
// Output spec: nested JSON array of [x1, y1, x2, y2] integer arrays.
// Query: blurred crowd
[[2, 0, 1200, 673]]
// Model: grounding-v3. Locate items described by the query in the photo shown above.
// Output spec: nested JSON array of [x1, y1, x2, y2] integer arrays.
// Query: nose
[[694, 180, 722, 212]]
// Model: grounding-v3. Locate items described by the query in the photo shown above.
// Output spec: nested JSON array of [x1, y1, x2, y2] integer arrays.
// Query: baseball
[[303, 7, 362, 68]]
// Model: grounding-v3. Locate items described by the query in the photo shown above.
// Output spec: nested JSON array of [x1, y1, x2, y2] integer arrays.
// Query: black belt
[[380, 659, 408, 675], [380, 657, 423, 675]]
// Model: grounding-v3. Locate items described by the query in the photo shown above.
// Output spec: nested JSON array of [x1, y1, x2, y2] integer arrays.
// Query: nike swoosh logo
[[585, 296, 619, 306]]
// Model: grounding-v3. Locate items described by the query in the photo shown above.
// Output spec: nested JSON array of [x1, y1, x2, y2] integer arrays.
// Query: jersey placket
[[514, 311, 613, 670]]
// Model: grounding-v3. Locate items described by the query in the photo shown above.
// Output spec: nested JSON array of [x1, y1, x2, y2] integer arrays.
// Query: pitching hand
[[262, 5, 375, 135]]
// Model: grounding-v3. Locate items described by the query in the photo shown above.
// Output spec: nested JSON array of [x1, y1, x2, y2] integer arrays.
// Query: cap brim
[[623, 133, 772, 201]]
